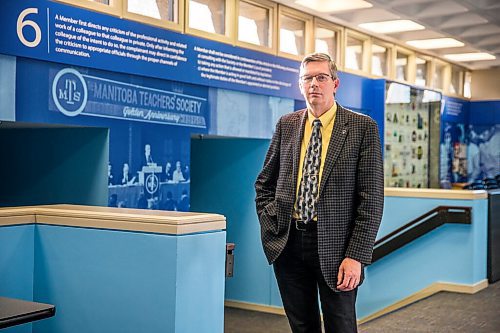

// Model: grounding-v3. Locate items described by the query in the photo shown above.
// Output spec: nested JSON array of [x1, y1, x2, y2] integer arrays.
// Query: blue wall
[[191, 137, 276, 305], [470, 100, 500, 125], [337, 73, 386, 146], [0, 127, 108, 207], [0, 225, 35, 333]]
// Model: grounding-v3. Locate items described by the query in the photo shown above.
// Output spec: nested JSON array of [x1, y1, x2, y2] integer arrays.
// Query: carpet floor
[[224, 281, 499, 333]]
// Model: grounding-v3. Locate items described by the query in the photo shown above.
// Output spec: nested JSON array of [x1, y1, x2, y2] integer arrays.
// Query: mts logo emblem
[[52, 68, 88, 117], [58, 78, 81, 105]]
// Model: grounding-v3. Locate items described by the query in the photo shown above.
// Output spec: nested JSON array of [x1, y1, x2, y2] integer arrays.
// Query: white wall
[[471, 68, 500, 101]]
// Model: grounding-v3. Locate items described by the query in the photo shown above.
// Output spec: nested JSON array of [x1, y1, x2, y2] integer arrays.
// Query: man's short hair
[[300, 53, 338, 80]]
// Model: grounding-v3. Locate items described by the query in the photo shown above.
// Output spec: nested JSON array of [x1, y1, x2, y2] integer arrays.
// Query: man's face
[[145, 144, 151, 155], [299, 61, 339, 113]]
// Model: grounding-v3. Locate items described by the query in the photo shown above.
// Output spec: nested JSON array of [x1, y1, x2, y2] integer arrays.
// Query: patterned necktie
[[297, 119, 322, 223]]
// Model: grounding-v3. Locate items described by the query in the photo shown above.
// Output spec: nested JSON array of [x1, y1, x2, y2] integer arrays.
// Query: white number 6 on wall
[[17, 8, 41, 48]]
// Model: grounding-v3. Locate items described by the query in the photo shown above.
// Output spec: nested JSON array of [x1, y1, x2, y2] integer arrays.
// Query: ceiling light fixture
[[295, 0, 372, 13], [359, 20, 424, 34], [444, 52, 496, 62], [406, 38, 464, 49]]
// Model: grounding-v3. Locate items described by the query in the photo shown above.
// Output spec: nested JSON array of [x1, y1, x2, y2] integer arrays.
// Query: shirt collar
[[307, 102, 337, 128]]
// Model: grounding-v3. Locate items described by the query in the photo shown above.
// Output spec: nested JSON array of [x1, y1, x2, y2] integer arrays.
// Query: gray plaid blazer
[[255, 104, 384, 290]]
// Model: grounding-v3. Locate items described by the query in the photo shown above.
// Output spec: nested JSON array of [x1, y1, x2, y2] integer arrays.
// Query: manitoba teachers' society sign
[[51, 67, 208, 128]]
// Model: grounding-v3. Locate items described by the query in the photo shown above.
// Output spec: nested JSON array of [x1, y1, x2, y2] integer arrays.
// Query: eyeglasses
[[300, 73, 333, 84]]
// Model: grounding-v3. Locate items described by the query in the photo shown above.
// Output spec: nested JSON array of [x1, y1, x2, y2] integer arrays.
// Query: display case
[[384, 82, 441, 188]]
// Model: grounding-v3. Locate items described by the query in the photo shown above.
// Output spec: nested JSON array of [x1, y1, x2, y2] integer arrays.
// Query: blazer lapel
[[292, 109, 308, 192], [319, 105, 349, 197]]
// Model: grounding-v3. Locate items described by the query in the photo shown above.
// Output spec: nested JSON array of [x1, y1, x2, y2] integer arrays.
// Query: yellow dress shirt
[[294, 102, 337, 217]]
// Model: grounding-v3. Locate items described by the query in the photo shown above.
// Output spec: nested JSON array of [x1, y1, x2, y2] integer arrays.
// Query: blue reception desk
[[0, 205, 226, 333]]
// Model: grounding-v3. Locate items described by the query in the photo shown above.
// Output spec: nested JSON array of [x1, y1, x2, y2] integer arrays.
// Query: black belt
[[292, 219, 317, 232]]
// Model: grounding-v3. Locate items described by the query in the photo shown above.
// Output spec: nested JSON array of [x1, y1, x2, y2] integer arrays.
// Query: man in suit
[[255, 53, 384, 332], [142, 144, 154, 167]]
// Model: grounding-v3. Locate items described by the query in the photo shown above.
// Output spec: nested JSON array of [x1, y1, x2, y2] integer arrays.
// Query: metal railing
[[372, 206, 472, 263]]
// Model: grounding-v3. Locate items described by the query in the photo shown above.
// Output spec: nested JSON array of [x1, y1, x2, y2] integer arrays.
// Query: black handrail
[[372, 206, 471, 262]]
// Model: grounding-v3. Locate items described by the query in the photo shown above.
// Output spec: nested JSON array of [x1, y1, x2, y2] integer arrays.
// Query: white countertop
[[0, 204, 226, 235], [384, 188, 488, 200]]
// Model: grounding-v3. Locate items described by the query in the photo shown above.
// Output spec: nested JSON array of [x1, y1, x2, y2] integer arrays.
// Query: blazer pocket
[[264, 200, 277, 217], [260, 200, 278, 235]]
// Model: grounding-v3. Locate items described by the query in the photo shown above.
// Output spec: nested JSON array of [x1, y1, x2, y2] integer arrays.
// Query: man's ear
[[332, 78, 340, 93]]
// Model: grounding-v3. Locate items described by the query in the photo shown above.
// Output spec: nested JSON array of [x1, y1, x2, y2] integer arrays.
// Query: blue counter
[[358, 188, 488, 321], [0, 205, 226, 333]]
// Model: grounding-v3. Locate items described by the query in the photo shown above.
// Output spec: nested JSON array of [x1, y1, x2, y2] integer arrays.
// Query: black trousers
[[273, 224, 358, 333]]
